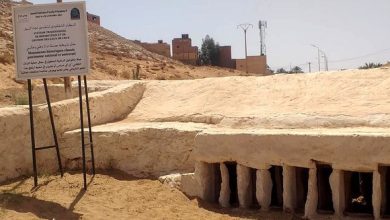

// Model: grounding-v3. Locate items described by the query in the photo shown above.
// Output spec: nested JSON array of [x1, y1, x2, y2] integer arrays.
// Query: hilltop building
[[135, 40, 171, 58], [235, 55, 268, 75], [216, 46, 236, 69], [87, 12, 100, 26], [172, 34, 198, 65], [20, 0, 33, 5], [215, 45, 269, 75]]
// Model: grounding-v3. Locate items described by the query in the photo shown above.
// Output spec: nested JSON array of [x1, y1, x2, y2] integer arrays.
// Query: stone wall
[[140, 41, 171, 58], [59, 122, 204, 178], [236, 55, 267, 75], [0, 82, 145, 182]]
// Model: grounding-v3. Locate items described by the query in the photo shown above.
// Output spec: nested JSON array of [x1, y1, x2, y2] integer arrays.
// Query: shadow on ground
[[0, 192, 81, 220], [196, 198, 302, 220]]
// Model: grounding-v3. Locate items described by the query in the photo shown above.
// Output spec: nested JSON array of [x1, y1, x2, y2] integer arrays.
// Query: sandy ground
[[0, 171, 301, 220]]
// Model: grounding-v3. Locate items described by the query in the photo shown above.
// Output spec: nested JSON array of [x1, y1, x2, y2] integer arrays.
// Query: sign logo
[[70, 8, 80, 20]]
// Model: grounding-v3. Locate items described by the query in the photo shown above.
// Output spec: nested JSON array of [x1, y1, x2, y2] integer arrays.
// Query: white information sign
[[13, 2, 89, 80]]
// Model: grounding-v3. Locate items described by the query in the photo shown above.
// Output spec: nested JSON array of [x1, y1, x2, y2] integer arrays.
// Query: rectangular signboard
[[13, 2, 89, 80]]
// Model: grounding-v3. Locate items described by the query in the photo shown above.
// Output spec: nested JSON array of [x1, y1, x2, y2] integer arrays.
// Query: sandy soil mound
[[0, 171, 296, 220], [125, 68, 390, 129]]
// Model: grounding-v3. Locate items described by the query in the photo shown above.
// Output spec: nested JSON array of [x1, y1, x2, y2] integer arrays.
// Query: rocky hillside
[[0, 0, 242, 89]]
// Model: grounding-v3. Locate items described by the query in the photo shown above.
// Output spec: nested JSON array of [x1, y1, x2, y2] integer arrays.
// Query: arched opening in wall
[[344, 171, 373, 217], [250, 168, 260, 209], [225, 162, 239, 207], [270, 165, 283, 208], [379, 166, 390, 218], [295, 167, 309, 213], [316, 164, 334, 214]]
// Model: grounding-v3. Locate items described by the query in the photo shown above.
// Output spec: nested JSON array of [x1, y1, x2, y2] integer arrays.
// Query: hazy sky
[[31, 0, 390, 72]]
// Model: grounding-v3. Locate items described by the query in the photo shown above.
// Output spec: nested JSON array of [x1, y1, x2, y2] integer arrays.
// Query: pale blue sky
[[30, 0, 390, 72]]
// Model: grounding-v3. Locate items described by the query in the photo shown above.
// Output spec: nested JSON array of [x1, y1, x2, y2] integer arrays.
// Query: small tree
[[289, 66, 304, 74], [200, 35, 219, 66], [266, 65, 274, 74], [359, 62, 382, 69], [276, 68, 288, 74]]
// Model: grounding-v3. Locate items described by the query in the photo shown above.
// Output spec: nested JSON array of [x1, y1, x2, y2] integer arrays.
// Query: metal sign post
[[78, 75, 95, 189], [13, 2, 94, 189], [28, 78, 63, 187]]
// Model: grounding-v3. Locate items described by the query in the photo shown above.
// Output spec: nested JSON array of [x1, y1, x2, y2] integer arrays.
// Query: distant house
[[137, 40, 171, 58], [87, 12, 100, 26], [215, 46, 269, 75], [235, 55, 269, 75], [216, 46, 236, 69], [172, 34, 198, 65], [20, 0, 33, 5]]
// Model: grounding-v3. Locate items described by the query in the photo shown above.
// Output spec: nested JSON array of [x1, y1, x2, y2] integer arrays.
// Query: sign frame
[[12, 1, 95, 190], [12, 1, 90, 80]]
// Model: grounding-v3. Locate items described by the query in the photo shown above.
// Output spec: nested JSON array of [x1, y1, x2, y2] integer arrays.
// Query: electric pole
[[308, 62, 311, 73], [311, 44, 321, 72], [311, 44, 329, 72], [237, 23, 253, 73], [322, 54, 329, 71]]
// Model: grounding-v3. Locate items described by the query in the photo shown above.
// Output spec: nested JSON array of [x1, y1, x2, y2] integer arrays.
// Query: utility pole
[[322, 54, 329, 71], [237, 23, 253, 73], [308, 62, 311, 73], [311, 44, 321, 72], [311, 44, 329, 72], [57, 0, 72, 98]]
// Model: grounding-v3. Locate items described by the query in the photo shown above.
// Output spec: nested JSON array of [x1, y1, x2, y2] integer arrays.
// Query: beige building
[[235, 55, 268, 75], [136, 40, 171, 58]]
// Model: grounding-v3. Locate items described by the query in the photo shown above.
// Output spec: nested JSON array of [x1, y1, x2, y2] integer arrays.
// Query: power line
[[272, 47, 390, 71], [329, 48, 390, 63]]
